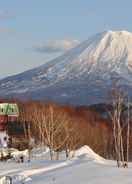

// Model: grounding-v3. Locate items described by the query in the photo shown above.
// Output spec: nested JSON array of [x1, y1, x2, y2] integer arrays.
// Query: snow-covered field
[[0, 146, 132, 184]]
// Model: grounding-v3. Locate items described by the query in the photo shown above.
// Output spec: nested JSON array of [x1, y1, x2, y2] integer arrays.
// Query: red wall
[[0, 115, 18, 131]]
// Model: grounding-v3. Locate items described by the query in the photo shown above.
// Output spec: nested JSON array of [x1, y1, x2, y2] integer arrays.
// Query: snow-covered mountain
[[1, 30, 132, 105]]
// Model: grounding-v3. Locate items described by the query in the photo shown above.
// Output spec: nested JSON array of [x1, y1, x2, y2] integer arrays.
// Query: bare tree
[[126, 98, 130, 167], [22, 103, 70, 160], [19, 102, 34, 161], [43, 105, 71, 160], [108, 88, 125, 167]]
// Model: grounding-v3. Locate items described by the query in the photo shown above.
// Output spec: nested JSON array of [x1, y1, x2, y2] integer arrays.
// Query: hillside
[[0, 31, 132, 104]]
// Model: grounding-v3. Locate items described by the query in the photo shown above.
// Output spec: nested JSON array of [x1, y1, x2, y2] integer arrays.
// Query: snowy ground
[[0, 146, 132, 184]]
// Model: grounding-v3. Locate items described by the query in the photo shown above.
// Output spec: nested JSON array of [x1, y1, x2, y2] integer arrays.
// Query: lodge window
[[9, 108, 14, 113], [1, 108, 3, 112]]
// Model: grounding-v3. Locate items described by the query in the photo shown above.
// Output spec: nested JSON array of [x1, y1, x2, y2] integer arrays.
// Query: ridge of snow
[[73, 145, 105, 164]]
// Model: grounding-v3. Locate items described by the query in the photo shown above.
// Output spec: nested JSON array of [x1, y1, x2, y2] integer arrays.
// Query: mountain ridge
[[0, 30, 132, 104]]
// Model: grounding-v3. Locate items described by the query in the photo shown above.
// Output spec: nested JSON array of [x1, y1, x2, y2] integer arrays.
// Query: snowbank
[[0, 145, 132, 184], [11, 149, 29, 161], [72, 145, 105, 164], [31, 147, 50, 159]]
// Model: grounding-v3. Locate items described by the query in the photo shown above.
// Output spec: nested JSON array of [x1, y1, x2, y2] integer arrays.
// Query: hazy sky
[[0, 0, 132, 78]]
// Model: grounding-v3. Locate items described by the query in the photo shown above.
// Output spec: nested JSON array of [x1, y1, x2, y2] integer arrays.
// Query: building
[[0, 102, 19, 148]]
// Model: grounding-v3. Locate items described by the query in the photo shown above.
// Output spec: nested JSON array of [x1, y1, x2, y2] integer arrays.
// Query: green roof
[[0, 103, 19, 116]]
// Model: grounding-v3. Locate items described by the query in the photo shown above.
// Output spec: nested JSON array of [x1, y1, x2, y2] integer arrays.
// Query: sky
[[0, 0, 132, 78]]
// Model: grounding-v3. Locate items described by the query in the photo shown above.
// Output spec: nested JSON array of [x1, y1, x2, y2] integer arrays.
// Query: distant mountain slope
[[0, 30, 132, 105]]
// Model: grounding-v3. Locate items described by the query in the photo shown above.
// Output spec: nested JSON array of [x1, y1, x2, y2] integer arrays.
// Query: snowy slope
[[0, 31, 132, 104], [0, 146, 132, 184]]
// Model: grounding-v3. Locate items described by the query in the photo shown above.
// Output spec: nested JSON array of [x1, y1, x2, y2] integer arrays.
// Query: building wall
[[0, 131, 8, 148]]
